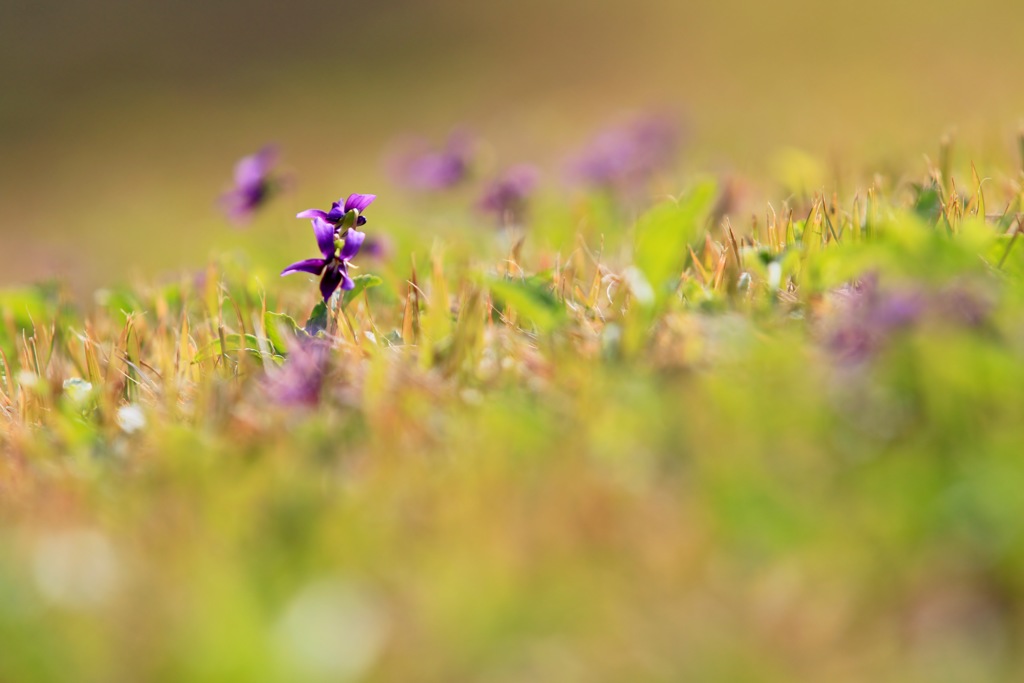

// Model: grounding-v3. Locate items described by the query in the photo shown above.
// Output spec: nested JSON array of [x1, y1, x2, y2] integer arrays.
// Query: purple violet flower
[[566, 114, 680, 193], [265, 338, 331, 407], [389, 130, 474, 191], [822, 274, 999, 364], [282, 217, 366, 301], [296, 193, 375, 227], [478, 165, 539, 226], [825, 276, 924, 364], [362, 234, 392, 261], [220, 146, 279, 224]]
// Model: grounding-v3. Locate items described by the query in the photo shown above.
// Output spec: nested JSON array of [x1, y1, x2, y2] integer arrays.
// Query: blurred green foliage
[[2, 147, 1024, 682]]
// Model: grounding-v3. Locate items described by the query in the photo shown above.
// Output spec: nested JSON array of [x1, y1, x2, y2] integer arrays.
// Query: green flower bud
[[341, 208, 359, 230]]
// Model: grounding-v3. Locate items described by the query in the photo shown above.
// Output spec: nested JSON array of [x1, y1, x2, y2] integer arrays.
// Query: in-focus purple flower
[[282, 217, 366, 301], [296, 193, 375, 227], [220, 146, 279, 224], [478, 165, 539, 226], [566, 114, 680, 193], [265, 338, 331, 407], [389, 130, 474, 191]]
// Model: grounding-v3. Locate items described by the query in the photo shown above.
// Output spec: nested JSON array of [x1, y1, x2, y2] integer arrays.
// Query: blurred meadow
[[6, 1, 1024, 682], [4, 0, 1024, 287]]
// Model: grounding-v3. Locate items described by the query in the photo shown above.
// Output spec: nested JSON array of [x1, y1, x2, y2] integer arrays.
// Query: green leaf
[[341, 274, 383, 310], [264, 311, 305, 355], [305, 301, 329, 336], [488, 276, 564, 332], [911, 184, 942, 223], [633, 179, 717, 305]]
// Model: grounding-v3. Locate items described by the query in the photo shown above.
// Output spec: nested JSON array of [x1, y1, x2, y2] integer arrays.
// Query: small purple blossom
[[825, 276, 924, 363], [296, 193, 375, 227], [282, 217, 366, 301], [824, 275, 992, 364], [566, 114, 680, 193], [265, 338, 331, 407], [478, 165, 539, 226], [220, 146, 279, 224], [389, 130, 474, 191], [362, 234, 392, 261]]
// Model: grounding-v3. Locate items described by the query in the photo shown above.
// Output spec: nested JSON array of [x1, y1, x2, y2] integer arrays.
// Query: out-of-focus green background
[[3, 0, 1024, 289]]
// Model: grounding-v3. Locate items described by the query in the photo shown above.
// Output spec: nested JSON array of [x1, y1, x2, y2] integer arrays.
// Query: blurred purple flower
[[220, 146, 279, 224], [296, 193, 375, 227], [566, 114, 680, 193], [826, 276, 924, 363], [282, 217, 365, 301], [266, 338, 331, 407], [389, 130, 474, 191], [478, 165, 539, 226], [868, 291, 926, 330], [825, 276, 992, 364], [362, 234, 393, 261]]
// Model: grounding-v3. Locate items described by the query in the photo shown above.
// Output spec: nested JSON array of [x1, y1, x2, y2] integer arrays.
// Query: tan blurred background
[[2, 0, 1024, 289]]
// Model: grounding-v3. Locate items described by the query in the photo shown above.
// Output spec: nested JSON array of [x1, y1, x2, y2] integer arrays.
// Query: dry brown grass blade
[[688, 245, 709, 285], [702, 234, 717, 271], [0, 346, 12, 406], [821, 194, 840, 244], [766, 203, 779, 252], [83, 322, 103, 385], [711, 250, 729, 291], [852, 192, 862, 241], [175, 309, 190, 376], [969, 161, 986, 218], [726, 222, 742, 270], [402, 258, 420, 344], [105, 316, 133, 405]]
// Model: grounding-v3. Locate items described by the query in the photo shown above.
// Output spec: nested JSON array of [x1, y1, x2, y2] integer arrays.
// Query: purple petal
[[339, 229, 365, 261], [234, 146, 277, 188], [340, 271, 355, 291], [281, 258, 327, 276], [362, 235, 392, 260], [266, 338, 330, 407], [312, 217, 337, 259], [219, 190, 252, 224], [297, 208, 330, 220], [326, 201, 347, 224], [319, 267, 343, 301], [344, 193, 376, 213]]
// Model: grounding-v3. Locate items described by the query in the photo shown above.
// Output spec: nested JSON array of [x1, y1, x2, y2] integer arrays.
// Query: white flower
[[116, 404, 146, 434], [767, 261, 783, 290], [62, 378, 94, 403]]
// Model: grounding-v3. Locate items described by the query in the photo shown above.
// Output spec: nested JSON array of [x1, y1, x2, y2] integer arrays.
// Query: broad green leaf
[[305, 301, 330, 336], [911, 184, 942, 223], [633, 179, 717, 305], [488, 276, 564, 333], [264, 311, 305, 355], [341, 274, 383, 310]]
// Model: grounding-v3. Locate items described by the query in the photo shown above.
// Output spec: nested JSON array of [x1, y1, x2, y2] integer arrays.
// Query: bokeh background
[[3, 0, 1024, 289]]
